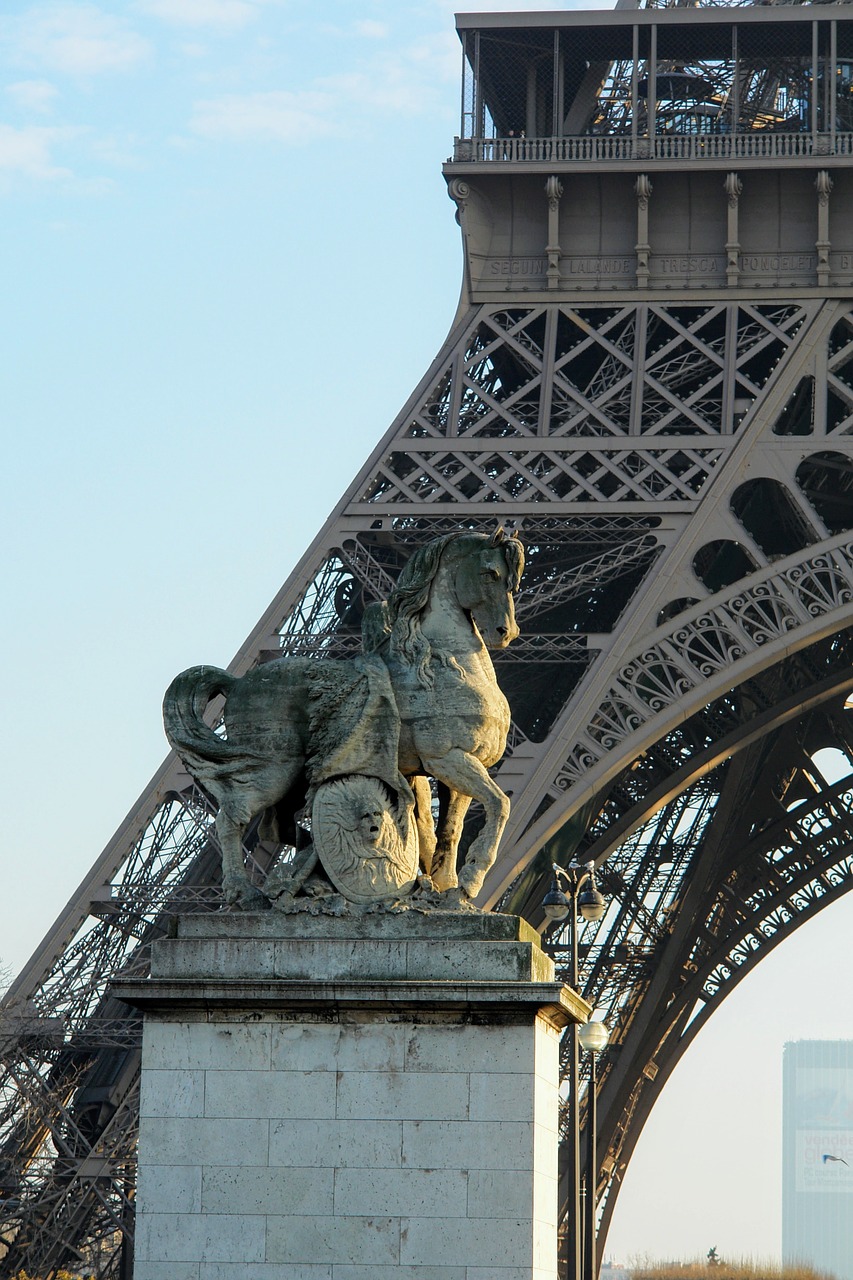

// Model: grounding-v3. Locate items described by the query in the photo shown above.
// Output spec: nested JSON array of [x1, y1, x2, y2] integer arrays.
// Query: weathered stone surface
[[203, 1068, 336, 1119], [533, 1171, 559, 1228], [121, 976, 585, 1030], [467, 1168, 535, 1219], [403, 1023, 536, 1074], [271, 1021, 408, 1073], [268, 1117, 404, 1169], [149, 911, 553, 987], [200, 1165, 333, 1217], [401, 1118, 534, 1171], [135, 1164, 202, 1216], [335, 1069, 470, 1122], [469, 1069, 534, 1122], [126, 921, 579, 1279], [332, 1168, 465, 1219], [135, 1211, 264, 1264], [271, 939, 409, 981], [400, 1216, 536, 1268], [150, 937, 278, 979], [200, 1269, 330, 1280], [264, 1213, 401, 1265], [331, 1269, 464, 1280], [139, 1068, 205, 1118], [134, 1264, 201, 1280], [176, 909, 539, 943], [139, 1117, 270, 1167], [200, 1268, 331, 1280], [469, 1271, 556, 1280], [142, 1020, 272, 1070]]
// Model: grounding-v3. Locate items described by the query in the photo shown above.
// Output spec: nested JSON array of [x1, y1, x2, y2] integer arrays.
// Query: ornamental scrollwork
[[551, 534, 853, 795]]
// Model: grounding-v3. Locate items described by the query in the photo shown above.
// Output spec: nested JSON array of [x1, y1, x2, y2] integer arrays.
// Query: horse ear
[[489, 525, 505, 546]]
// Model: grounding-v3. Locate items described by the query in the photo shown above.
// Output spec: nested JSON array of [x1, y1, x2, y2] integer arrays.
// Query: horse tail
[[163, 665, 238, 764]]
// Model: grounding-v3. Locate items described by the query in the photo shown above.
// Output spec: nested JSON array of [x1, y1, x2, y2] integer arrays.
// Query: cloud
[[4, 4, 150, 76], [185, 14, 462, 149], [190, 89, 334, 143], [89, 132, 146, 170], [430, 0, 600, 12], [354, 20, 389, 40], [0, 123, 75, 178], [5, 79, 58, 113], [402, 29, 462, 84], [319, 68, 426, 117], [318, 31, 460, 117], [135, 0, 258, 29]]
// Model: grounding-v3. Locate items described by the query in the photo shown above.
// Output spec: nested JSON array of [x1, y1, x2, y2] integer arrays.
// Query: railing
[[452, 132, 853, 164]]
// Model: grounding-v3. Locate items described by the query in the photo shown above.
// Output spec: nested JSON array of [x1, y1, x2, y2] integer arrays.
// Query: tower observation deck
[[448, 5, 853, 295], [3, 5, 853, 1278]]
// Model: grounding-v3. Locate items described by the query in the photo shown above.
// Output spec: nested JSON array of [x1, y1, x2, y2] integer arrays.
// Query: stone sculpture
[[163, 528, 523, 910]]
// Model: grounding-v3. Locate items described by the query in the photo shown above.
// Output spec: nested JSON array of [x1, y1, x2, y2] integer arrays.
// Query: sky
[[1, 0, 852, 1268]]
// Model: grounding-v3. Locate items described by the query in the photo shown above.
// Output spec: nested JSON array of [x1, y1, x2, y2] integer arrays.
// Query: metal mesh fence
[[455, 10, 853, 157]]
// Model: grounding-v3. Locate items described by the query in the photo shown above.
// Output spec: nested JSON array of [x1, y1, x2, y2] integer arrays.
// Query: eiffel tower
[[4, 3, 853, 1276]]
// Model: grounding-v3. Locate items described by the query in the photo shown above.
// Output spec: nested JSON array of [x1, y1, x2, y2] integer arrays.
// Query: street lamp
[[541, 861, 606, 1280], [577, 1018, 610, 1280]]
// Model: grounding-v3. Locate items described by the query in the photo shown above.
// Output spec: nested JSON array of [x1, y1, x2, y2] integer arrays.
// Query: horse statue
[[163, 528, 524, 909]]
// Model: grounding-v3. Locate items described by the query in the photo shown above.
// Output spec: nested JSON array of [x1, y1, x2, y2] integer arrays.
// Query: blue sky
[[2, 0, 852, 1266]]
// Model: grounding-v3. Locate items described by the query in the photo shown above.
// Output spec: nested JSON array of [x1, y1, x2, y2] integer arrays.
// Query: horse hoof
[[439, 886, 477, 911], [223, 880, 269, 912], [240, 885, 270, 911], [430, 868, 458, 893], [271, 890, 297, 914], [457, 865, 485, 900]]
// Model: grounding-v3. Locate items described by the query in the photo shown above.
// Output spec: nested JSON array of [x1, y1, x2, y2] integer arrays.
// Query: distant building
[[783, 1040, 853, 1279]]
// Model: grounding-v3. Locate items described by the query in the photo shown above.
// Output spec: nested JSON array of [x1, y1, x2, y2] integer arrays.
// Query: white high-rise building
[[783, 1040, 853, 1279]]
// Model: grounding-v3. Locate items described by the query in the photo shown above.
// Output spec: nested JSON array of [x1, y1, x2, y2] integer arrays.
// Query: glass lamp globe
[[578, 1019, 610, 1054], [542, 888, 571, 921], [577, 885, 606, 921]]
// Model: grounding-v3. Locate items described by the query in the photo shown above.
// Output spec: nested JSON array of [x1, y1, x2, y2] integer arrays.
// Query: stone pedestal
[[117, 911, 588, 1280]]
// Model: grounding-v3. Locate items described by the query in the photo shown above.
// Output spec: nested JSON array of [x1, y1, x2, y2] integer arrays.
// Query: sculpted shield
[[311, 775, 419, 904]]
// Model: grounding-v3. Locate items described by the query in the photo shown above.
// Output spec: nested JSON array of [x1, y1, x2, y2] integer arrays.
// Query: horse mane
[[361, 600, 392, 655], [386, 531, 459, 685], [501, 532, 524, 593], [371, 528, 523, 689]]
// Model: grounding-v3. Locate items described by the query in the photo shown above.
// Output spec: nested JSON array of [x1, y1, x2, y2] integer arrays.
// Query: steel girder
[[5, 70, 853, 1280], [537, 653, 853, 1262], [3, 288, 852, 1276]]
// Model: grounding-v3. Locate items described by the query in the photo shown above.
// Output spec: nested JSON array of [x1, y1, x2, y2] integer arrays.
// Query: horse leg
[[411, 775, 437, 877], [430, 786, 472, 892], [420, 749, 510, 900], [264, 842, 319, 907], [217, 810, 268, 910]]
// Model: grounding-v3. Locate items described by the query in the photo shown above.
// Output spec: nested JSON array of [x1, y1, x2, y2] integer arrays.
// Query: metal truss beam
[[541, 674, 853, 1262]]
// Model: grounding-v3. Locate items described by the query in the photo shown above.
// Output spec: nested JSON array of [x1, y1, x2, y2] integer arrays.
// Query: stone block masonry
[[116, 912, 588, 1280]]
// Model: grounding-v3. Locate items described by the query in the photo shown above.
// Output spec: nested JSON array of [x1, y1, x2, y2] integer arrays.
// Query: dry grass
[[14, 1271, 90, 1279], [629, 1259, 834, 1280]]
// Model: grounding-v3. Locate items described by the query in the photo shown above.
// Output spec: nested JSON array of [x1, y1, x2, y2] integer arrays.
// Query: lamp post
[[542, 861, 606, 1280], [577, 1018, 610, 1280]]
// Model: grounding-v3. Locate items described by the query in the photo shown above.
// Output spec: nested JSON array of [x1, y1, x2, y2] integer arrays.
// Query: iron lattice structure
[[4, 1, 853, 1275]]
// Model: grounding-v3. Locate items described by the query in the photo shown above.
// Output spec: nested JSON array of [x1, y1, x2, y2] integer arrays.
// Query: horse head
[[451, 527, 524, 650]]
